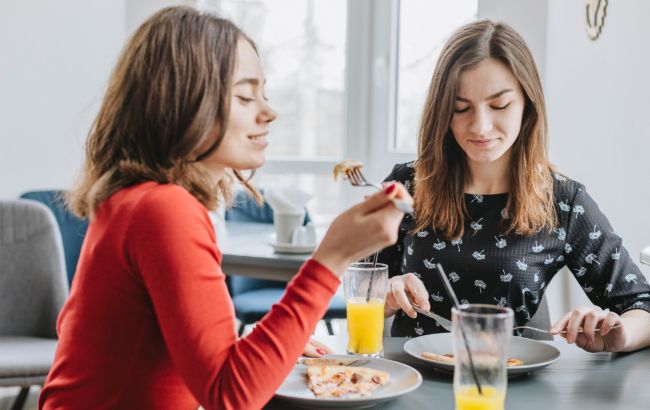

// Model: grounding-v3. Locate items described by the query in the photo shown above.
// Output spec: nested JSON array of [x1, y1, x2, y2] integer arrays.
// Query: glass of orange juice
[[452, 304, 514, 410], [342, 262, 388, 357]]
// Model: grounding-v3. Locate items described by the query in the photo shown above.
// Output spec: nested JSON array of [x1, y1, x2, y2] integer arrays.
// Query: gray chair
[[0, 200, 68, 410]]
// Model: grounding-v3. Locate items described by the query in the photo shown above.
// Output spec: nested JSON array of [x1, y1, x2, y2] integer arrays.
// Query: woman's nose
[[468, 108, 493, 136], [258, 100, 277, 124]]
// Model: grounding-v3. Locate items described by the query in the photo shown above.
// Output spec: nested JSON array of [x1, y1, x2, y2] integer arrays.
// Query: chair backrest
[[0, 200, 69, 338], [19, 190, 88, 285]]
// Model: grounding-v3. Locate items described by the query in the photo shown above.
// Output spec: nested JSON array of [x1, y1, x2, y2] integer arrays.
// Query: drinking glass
[[342, 262, 388, 357], [452, 304, 514, 410]]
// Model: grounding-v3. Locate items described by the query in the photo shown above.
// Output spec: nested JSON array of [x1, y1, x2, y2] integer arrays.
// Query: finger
[[599, 310, 620, 336], [354, 183, 400, 216], [574, 333, 591, 351], [582, 310, 602, 345], [566, 309, 588, 344], [404, 273, 430, 311], [550, 310, 573, 335], [391, 279, 417, 318], [302, 343, 323, 358], [308, 338, 335, 355]]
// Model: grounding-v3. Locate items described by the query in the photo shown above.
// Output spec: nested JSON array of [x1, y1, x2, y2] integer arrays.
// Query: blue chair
[[226, 190, 346, 335], [19, 191, 88, 286]]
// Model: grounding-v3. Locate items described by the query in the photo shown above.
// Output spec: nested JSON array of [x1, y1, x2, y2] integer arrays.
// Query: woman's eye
[[236, 95, 255, 103], [454, 107, 470, 113], [491, 102, 510, 110]]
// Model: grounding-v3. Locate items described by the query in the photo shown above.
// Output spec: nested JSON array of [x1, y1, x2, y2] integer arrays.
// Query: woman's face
[[450, 58, 525, 165], [201, 39, 276, 177]]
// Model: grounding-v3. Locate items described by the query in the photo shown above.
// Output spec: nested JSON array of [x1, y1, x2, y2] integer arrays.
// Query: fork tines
[[344, 168, 364, 186]]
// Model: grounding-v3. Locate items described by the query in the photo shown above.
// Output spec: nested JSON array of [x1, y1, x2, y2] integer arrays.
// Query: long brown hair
[[413, 20, 557, 239], [67, 6, 261, 218]]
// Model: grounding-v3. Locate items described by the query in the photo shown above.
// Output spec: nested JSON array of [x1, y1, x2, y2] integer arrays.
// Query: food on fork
[[332, 159, 364, 181], [306, 365, 389, 398], [420, 352, 524, 367]]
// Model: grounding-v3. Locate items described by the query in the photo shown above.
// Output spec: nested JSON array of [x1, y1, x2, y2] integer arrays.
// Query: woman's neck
[[465, 154, 511, 195]]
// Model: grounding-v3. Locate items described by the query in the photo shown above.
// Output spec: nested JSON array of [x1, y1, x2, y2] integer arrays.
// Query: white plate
[[275, 355, 422, 409], [271, 242, 316, 254], [403, 333, 560, 376]]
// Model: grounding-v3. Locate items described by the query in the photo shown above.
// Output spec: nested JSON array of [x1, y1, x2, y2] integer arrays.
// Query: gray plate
[[403, 333, 560, 376], [275, 355, 423, 409]]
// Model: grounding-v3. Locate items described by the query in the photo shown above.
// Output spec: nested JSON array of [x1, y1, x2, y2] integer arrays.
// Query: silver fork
[[298, 358, 371, 367], [345, 168, 414, 214], [512, 324, 622, 335]]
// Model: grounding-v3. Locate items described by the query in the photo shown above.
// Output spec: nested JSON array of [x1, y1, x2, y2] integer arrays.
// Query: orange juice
[[455, 385, 505, 410], [346, 296, 384, 355]]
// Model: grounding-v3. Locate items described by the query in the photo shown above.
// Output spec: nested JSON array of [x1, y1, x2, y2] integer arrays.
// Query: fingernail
[[316, 348, 326, 355], [384, 183, 396, 194]]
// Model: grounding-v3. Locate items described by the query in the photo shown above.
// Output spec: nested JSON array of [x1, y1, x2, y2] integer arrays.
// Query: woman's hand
[[313, 182, 412, 276], [302, 337, 334, 358], [549, 306, 627, 352], [385, 273, 431, 318]]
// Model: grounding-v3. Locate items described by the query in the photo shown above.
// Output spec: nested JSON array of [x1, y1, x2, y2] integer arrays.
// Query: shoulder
[[384, 161, 416, 186], [551, 172, 586, 203], [121, 182, 212, 231]]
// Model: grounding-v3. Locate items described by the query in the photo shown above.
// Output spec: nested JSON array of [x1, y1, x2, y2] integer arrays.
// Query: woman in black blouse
[[379, 20, 650, 353]]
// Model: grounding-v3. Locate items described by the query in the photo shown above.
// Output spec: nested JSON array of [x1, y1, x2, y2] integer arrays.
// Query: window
[[219, 0, 347, 160], [394, 0, 478, 153], [214, 0, 477, 221]]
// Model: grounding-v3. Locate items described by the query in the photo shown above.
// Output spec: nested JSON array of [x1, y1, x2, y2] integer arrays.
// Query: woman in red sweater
[[39, 6, 411, 410]]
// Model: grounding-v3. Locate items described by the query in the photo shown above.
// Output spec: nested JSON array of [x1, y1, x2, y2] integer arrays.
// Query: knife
[[412, 305, 452, 332]]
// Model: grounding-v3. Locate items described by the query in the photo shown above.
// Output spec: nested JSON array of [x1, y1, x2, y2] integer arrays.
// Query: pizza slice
[[421, 352, 524, 367], [306, 365, 389, 398]]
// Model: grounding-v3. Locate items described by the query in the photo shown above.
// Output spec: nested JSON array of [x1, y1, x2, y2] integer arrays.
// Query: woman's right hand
[[385, 273, 430, 318], [312, 182, 412, 276]]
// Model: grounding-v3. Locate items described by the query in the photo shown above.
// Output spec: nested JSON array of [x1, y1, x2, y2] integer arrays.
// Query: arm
[[128, 184, 412, 409], [128, 189, 339, 410], [551, 183, 650, 351]]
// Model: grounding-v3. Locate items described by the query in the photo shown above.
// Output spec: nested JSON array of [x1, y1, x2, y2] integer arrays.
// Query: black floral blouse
[[378, 162, 650, 337]]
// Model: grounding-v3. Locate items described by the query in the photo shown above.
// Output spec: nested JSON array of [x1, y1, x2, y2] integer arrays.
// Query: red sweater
[[39, 182, 339, 409]]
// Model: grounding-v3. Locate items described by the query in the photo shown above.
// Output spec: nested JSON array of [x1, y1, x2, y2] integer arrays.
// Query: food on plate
[[306, 365, 389, 398], [420, 352, 524, 367], [332, 159, 364, 181], [420, 352, 455, 364]]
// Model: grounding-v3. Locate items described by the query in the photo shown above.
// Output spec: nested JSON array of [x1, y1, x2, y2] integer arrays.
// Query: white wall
[[544, 0, 650, 313], [0, 0, 126, 198]]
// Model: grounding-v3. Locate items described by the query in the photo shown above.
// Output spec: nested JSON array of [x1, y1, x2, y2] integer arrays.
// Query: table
[[220, 222, 311, 281], [265, 336, 650, 409]]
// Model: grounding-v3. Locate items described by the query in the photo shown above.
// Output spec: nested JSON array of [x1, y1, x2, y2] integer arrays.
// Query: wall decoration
[[585, 0, 608, 40]]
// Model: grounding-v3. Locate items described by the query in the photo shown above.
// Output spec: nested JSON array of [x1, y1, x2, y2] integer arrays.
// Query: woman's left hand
[[302, 337, 335, 358], [550, 306, 627, 352]]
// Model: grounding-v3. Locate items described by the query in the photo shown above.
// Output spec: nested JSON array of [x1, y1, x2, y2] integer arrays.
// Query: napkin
[[263, 187, 312, 215]]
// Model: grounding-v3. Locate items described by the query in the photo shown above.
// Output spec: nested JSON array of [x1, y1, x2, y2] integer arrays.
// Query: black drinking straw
[[435, 263, 483, 395], [365, 252, 379, 302]]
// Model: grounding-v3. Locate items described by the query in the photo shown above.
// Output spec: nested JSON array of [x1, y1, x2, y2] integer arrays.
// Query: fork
[[298, 358, 371, 367], [345, 168, 414, 214], [512, 324, 622, 335]]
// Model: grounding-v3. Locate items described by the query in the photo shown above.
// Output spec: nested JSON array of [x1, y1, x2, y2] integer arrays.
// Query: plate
[[275, 355, 422, 409], [403, 333, 560, 376], [271, 242, 316, 254]]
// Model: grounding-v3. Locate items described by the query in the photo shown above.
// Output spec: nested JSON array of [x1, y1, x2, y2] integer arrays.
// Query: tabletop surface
[[265, 335, 650, 409], [221, 221, 311, 270]]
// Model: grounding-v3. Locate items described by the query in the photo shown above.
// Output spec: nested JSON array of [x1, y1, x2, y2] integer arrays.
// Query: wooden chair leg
[[325, 320, 335, 335], [10, 387, 29, 410]]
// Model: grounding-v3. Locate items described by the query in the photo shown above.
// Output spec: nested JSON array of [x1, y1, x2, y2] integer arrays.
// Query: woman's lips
[[467, 139, 497, 148]]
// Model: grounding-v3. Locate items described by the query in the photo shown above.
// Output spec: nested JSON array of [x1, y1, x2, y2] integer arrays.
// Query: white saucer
[[271, 242, 316, 254]]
